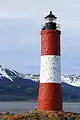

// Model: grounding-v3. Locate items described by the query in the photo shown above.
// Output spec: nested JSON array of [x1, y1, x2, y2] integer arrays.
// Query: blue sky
[[0, 0, 80, 74]]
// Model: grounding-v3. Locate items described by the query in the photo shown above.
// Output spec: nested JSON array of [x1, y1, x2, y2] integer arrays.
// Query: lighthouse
[[38, 11, 62, 111]]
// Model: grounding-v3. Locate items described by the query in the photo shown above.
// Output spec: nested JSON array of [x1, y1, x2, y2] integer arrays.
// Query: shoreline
[[0, 110, 80, 120], [0, 100, 80, 103]]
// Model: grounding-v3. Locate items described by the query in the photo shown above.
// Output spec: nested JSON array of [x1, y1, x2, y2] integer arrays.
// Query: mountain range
[[0, 65, 80, 101]]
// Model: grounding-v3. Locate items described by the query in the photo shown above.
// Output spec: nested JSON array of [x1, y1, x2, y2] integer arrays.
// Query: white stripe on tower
[[40, 55, 61, 83]]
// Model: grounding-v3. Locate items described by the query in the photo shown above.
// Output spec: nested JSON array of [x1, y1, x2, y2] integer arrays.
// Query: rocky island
[[0, 110, 80, 120]]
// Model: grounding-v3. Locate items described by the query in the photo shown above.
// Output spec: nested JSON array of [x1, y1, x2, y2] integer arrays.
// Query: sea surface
[[0, 102, 80, 114]]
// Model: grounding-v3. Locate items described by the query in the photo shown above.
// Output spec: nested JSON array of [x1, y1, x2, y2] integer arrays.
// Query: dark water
[[0, 102, 80, 114]]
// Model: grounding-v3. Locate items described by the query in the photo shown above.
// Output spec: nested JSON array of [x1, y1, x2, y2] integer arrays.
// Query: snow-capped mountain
[[62, 75, 80, 87], [0, 65, 25, 81], [25, 74, 80, 87], [0, 65, 80, 87], [0, 65, 80, 101], [25, 74, 40, 82]]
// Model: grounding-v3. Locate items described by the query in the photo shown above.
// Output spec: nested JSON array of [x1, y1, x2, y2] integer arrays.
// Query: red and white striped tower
[[38, 11, 62, 111]]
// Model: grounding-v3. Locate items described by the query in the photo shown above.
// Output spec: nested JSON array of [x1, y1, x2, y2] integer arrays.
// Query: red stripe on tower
[[38, 11, 62, 111], [41, 30, 60, 55]]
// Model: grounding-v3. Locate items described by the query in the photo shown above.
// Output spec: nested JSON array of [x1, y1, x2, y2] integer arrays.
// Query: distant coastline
[[0, 96, 79, 103]]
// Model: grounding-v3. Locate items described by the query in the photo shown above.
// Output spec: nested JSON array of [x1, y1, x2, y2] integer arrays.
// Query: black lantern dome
[[42, 11, 58, 30], [45, 11, 57, 19]]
